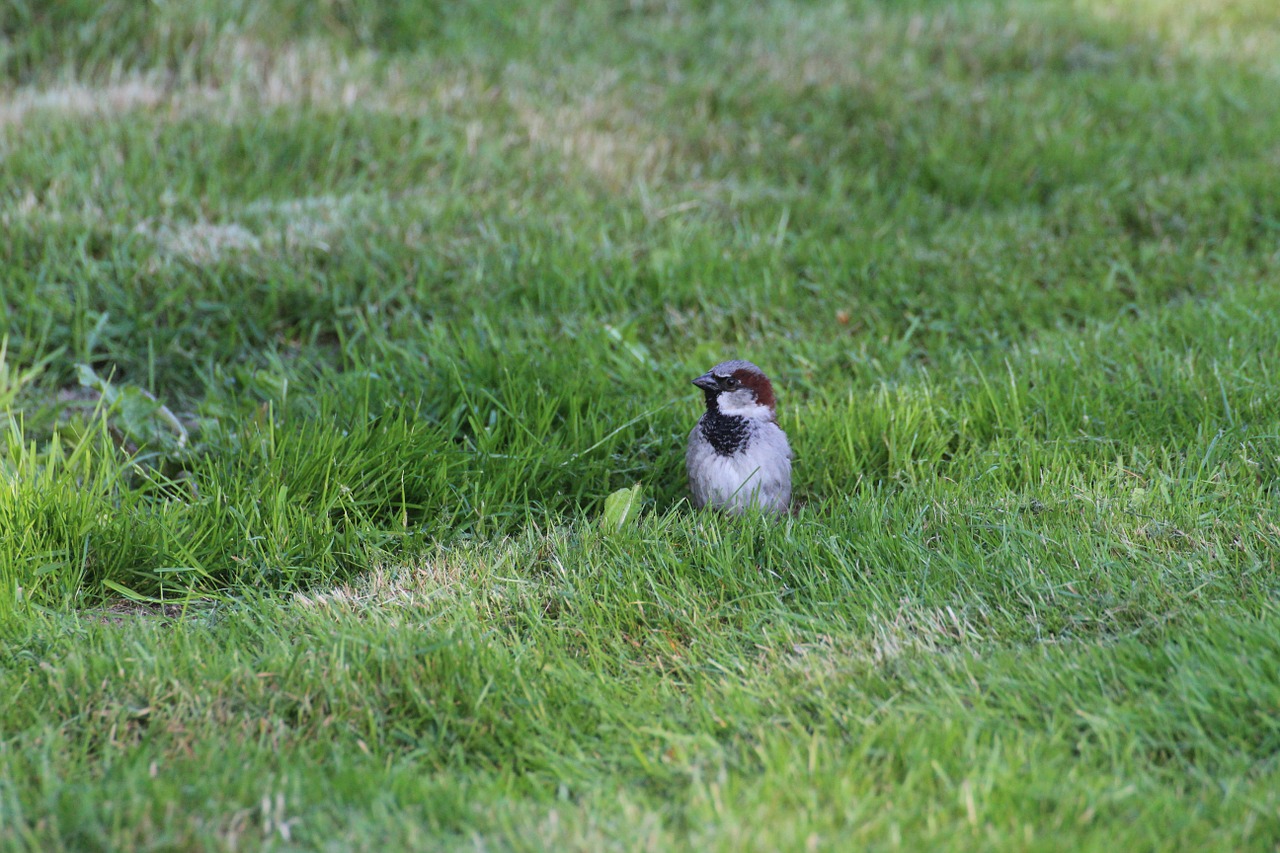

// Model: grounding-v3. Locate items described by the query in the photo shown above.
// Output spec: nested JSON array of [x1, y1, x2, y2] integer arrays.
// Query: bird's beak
[[692, 372, 720, 392]]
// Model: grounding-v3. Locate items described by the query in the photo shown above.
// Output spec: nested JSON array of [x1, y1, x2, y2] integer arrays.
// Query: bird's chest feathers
[[690, 412, 789, 504], [699, 411, 751, 456]]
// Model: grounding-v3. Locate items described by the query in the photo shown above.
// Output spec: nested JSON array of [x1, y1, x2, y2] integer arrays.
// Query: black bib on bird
[[699, 408, 750, 457]]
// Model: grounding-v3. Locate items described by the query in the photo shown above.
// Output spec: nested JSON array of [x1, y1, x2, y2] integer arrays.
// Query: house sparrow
[[686, 359, 792, 515]]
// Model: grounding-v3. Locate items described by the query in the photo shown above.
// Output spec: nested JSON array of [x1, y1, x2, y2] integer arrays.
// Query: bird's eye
[[723, 376, 740, 389]]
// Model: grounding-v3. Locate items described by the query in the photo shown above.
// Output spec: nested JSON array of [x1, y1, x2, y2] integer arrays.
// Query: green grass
[[3, 0, 1280, 848]]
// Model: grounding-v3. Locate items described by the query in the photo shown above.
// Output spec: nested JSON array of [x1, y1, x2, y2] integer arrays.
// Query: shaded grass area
[[3, 0, 1280, 848]]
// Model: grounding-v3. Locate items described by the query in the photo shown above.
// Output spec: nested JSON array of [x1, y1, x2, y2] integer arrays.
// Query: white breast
[[686, 419, 792, 515]]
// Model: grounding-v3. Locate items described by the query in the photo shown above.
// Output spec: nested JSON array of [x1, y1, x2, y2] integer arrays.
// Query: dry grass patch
[[1078, 0, 1280, 74], [133, 190, 449, 265], [135, 220, 264, 265], [239, 190, 442, 249], [0, 35, 500, 130], [777, 602, 989, 680], [209, 37, 376, 112], [509, 73, 682, 193], [741, 5, 893, 94], [291, 540, 532, 614], [291, 563, 465, 614], [0, 75, 168, 127]]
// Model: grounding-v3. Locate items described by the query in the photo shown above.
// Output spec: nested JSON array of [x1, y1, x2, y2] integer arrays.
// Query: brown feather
[[732, 368, 776, 412]]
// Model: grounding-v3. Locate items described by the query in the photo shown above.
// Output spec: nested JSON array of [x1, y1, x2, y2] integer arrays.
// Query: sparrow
[[686, 359, 792, 515]]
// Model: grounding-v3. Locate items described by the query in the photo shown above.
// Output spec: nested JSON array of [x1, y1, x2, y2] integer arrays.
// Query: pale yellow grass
[[133, 190, 450, 265], [779, 603, 988, 678], [134, 220, 264, 265], [1078, 0, 1280, 74], [291, 540, 525, 614], [0, 76, 168, 127], [508, 71, 680, 192], [0, 36, 490, 127]]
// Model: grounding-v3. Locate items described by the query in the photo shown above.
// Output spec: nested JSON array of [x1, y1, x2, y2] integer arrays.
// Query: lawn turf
[[3, 0, 1280, 849]]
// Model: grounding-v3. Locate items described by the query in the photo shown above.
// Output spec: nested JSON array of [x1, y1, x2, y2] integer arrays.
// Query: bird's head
[[692, 360, 778, 421]]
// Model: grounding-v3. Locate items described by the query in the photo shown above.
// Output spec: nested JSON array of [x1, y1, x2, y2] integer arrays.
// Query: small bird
[[686, 359, 792, 515]]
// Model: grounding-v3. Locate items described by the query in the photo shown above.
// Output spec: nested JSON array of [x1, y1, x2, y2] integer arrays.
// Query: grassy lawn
[[3, 0, 1280, 848]]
